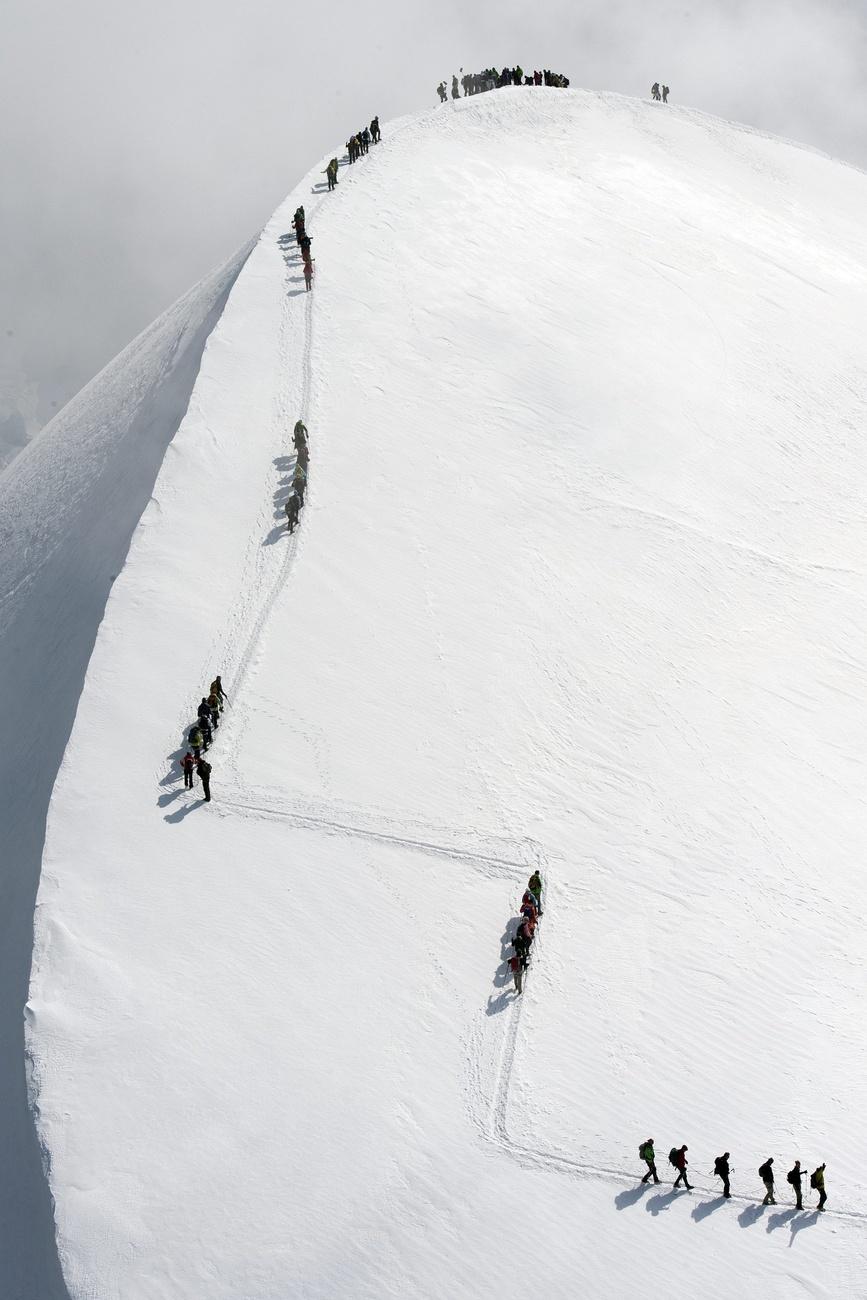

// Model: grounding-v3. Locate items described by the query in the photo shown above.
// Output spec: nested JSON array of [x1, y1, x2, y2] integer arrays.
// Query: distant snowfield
[[28, 90, 867, 1297]]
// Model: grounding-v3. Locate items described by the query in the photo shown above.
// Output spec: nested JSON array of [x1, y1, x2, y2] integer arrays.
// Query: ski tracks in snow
[[218, 786, 545, 881]]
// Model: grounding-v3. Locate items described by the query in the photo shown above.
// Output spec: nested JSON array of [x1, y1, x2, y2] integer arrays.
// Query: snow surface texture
[[27, 90, 867, 1297], [0, 241, 252, 1298]]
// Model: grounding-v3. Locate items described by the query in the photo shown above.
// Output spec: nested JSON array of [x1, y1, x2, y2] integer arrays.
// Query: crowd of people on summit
[[638, 1142, 828, 1212], [434, 67, 671, 105], [438, 66, 570, 101]]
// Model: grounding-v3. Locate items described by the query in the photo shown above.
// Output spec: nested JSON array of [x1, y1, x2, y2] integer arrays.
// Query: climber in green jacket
[[639, 1139, 660, 1185]]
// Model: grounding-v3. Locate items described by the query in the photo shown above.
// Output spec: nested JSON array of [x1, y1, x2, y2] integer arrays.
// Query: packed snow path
[[28, 90, 867, 1297]]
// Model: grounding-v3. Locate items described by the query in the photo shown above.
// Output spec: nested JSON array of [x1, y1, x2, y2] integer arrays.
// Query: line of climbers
[[175, 128, 341, 803], [288, 206, 315, 291], [638, 1142, 828, 1212], [279, 109, 381, 513], [175, 446, 309, 801], [284, 420, 309, 534], [289, 113, 381, 287], [438, 67, 570, 101], [650, 83, 671, 103], [179, 675, 228, 803], [507, 869, 544, 995], [345, 116, 381, 166]]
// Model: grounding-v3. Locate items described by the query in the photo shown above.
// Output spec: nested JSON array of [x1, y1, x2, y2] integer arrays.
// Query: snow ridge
[[0, 241, 252, 1299]]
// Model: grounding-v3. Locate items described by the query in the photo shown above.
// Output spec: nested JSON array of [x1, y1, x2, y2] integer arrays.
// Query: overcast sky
[[2, 0, 866, 449]]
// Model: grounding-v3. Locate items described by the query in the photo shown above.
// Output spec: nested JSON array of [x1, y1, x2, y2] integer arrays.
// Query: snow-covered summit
[[18, 88, 867, 1297]]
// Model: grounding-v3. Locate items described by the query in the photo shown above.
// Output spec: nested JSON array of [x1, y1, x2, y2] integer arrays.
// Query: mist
[[2, 0, 866, 462]]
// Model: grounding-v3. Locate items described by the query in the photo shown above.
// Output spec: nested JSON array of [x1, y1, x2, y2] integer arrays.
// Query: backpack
[[786, 1169, 798, 1186], [639, 1143, 651, 1162], [759, 1162, 772, 1181], [668, 1147, 679, 1168], [809, 1171, 819, 1189], [714, 1157, 726, 1176]]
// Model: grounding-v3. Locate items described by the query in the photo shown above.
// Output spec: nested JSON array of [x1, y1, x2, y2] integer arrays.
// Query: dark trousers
[[641, 1161, 660, 1184], [674, 1169, 691, 1189], [201, 775, 211, 802], [795, 1189, 803, 1209], [762, 1181, 775, 1205], [817, 1188, 826, 1210], [721, 1175, 730, 1198], [184, 769, 194, 789]]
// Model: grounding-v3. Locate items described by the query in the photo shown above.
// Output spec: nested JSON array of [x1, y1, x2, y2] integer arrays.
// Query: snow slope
[[28, 89, 867, 1297], [0, 240, 252, 1299]]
